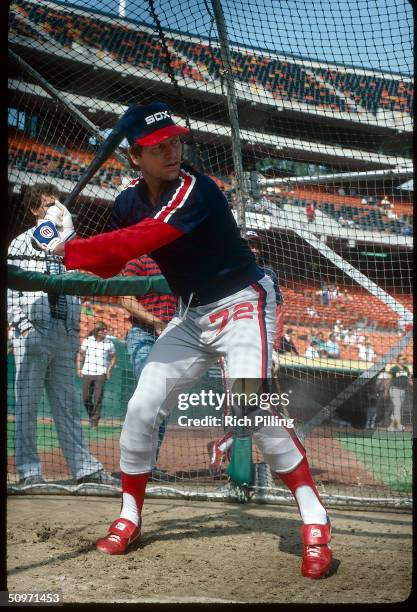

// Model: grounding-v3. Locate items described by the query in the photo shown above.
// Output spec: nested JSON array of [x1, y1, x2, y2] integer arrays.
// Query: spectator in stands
[[77, 321, 116, 427], [342, 327, 357, 345], [332, 320, 344, 340], [401, 223, 412, 236], [380, 195, 391, 209], [337, 187, 346, 196], [304, 340, 320, 359], [313, 331, 326, 352], [7, 183, 114, 485], [279, 329, 299, 355], [328, 284, 341, 301], [316, 284, 330, 305], [305, 201, 315, 223], [120, 254, 178, 480], [385, 354, 413, 432], [325, 333, 340, 359], [306, 305, 318, 318], [309, 328, 318, 341], [360, 195, 368, 205], [358, 340, 375, 363]]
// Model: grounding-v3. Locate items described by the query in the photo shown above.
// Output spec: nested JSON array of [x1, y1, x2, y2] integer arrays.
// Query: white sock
[[119, 492, 139, 526], [295, 485, 328, 525], [219, 437, 233, 452]]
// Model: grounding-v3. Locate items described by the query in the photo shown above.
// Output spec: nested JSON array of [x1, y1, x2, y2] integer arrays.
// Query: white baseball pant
[[120, 275, 304, 474]]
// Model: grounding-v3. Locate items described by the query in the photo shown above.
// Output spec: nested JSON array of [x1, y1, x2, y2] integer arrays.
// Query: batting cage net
[[8, 0, 413, 508]]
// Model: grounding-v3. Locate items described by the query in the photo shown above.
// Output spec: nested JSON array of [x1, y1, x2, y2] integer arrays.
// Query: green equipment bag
[[227, 435, 254, 486]]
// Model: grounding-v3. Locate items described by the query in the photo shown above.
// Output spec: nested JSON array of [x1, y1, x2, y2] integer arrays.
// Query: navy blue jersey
[[110, 165, 265, 305]]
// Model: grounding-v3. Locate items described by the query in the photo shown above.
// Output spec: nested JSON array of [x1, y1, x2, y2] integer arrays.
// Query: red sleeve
[[64, 217, 183, 277]]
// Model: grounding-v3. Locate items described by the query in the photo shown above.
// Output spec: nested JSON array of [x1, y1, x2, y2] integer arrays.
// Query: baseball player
[[35, 102, 333, 578]]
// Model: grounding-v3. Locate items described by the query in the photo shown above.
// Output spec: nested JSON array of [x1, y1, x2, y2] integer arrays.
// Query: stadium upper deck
[[9, 0, 413, 130]]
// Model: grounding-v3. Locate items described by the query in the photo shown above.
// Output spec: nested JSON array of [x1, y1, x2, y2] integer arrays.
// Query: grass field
[[7, 422, 121, 456], [334, 432, 412, 492]]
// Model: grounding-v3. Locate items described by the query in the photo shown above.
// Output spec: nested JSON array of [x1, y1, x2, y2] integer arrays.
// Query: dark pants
[[82, 374, 106, 424]]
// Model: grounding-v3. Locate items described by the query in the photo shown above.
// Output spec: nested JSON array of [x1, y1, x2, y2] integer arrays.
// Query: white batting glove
[[45, 200, 76, 241], [31, 220, 64, 254]]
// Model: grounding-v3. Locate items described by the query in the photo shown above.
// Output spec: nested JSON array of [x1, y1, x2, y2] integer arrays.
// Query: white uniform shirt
[[7, 228, 81, 333], [81, 335, 115, 375]]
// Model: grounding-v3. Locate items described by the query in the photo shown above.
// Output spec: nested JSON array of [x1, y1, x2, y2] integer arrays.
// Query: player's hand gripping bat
[[32, 106, 142, 254]]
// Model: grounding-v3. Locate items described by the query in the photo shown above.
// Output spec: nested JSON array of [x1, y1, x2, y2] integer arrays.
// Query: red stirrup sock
[[277, 457, 328, 525], [119, 471, 151, 527]]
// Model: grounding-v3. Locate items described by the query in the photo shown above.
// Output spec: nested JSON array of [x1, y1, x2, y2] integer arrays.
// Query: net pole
[[8, 48, 128, 167], [210, 0, 246, 234]]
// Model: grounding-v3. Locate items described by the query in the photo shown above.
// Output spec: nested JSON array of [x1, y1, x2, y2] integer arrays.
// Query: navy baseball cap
[[124, 102, 189, 147]]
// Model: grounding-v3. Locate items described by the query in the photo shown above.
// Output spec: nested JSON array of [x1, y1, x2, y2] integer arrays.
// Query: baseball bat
[[62, 105, 142, 208]]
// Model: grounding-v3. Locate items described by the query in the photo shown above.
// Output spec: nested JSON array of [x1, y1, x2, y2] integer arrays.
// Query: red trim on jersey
[[155, 170, 193, 223], [251, 282, 268, 379], [64, 217, 183, 278]]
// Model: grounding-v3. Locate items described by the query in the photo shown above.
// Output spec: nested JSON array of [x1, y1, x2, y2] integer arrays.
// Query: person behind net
[[35, 103, 333, 579], [7, 183, 116, 485], [76, 321, 116, 427], [120, 254, 178, 480], [385, 354, 413, 432], [279, 328, 299, 356]]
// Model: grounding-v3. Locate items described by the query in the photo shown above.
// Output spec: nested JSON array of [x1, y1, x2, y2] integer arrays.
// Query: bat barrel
[[62, 120, 129, 208]]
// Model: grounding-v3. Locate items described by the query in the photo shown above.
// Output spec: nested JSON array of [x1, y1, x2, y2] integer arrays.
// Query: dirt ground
[[7, 495, 411, 604]]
